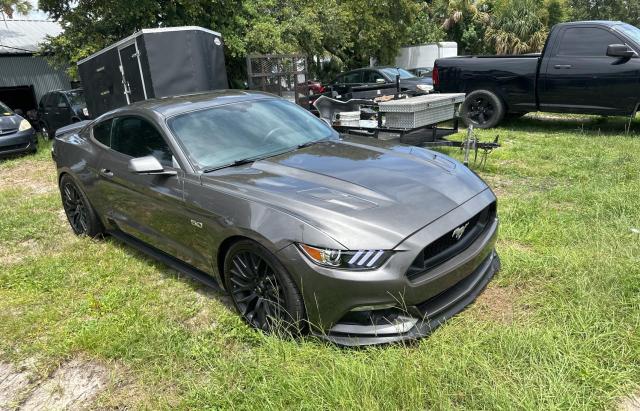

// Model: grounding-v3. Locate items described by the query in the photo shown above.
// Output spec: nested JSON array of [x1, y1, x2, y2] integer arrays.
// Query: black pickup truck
[[433, 21, 640, 128]]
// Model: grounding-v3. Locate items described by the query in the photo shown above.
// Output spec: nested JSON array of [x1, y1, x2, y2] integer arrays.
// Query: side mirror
[[606, 44, 637, 58], [128, 156, 177, 176], [376, 78, 386, 84]]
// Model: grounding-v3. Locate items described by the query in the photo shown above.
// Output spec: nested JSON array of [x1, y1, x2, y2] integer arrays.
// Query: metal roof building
[[0, 19, 72, 113]]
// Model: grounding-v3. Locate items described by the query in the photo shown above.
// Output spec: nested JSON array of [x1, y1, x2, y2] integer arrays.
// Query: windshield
[[0, 101, 13, 116], [380, 67, 417, 80], [65, 90, 86, 106], [614, 23, 640, 46], [168, 99, 337, 170]]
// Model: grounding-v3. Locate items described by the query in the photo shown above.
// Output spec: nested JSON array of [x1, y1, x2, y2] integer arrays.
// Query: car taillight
[[432, 66, 440, 88]]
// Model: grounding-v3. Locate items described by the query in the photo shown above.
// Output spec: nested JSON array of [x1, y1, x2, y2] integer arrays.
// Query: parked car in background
[[410, 67, 433, 78], [306, 80, 325, 95], [0, 100, 37, 155], [38, 89, 90, 139], [434, 20, 640, 128], [52, 90, 499, 346], [329, 66, 433, 97]]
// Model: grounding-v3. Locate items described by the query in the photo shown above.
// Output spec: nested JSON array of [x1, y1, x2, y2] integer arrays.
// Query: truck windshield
[[168, 99, 338, 171], [65, 90, 86, 107], [613, 23, 640, 46]]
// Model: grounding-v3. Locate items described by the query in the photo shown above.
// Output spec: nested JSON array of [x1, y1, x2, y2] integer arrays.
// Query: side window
[[39, 94, 48, 110], [343, 71, 362, 84], [363, 70, 385, 83], [92, 119, 113, 146], [333, 74, 345, 84], [557, 27, 623, 57], [111, 116, 173, 166], [55, 93, 68, 108], [44, 93, 55, 109]]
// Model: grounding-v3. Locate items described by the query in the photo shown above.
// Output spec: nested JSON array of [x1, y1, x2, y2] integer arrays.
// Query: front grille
[[0, 128, 18, 136], [0, 142, 29, 152], [406, 202, 496, 280]]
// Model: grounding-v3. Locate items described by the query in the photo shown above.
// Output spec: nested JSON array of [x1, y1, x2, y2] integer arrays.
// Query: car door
[[332, 71, 363, 97], [539, 25, 640, 114], [362, 69, 387, 86], [94, 114, 210, 271], [51, 93, 71, 130]]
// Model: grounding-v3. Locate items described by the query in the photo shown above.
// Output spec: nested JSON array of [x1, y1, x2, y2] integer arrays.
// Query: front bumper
[[0, 129, 36, 155], [276, 189, 499, 345]]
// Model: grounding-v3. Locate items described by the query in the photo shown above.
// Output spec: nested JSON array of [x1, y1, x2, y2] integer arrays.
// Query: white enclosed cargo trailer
[[395, 42, 458, 70]]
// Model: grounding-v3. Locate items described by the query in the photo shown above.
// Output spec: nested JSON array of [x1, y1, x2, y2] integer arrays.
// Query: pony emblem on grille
[[452, 222, 469, 241]]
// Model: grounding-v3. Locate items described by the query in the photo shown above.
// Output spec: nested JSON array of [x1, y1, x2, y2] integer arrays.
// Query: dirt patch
[[0, 362, 32, 410], [619, 393, 640, 411], [471, 285, 528, 324], [20, 359, 108, 411], [0, 159, 57, 195], [498, 239, 534, 254]]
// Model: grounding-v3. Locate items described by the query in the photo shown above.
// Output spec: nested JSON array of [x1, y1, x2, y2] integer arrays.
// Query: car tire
[[224, 240, 306, 335], [461, 90, 505, 129], [39, 122, 54, 140], [59, 175, 104, 237]]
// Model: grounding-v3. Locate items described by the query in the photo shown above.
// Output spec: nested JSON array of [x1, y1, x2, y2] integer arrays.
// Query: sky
[[20, 0, 50, 20]]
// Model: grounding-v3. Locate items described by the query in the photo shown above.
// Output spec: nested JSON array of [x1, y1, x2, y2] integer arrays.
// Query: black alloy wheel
[[461, 89, 505, 129], [62, 181, 89, 234], [224, 241, 305, 335], [467, 95, 495, 125], [59, 175, 104, 237]]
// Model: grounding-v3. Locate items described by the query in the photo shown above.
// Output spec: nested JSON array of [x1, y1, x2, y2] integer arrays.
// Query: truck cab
[[434, 21, 640, 128]]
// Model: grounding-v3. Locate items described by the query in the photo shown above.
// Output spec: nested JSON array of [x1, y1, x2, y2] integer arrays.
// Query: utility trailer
[[313, 93, 500, 166], [77, 27, 227, 117]]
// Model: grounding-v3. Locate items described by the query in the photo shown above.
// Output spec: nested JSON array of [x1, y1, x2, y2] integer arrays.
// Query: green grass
[[1, 115, 639, 409]]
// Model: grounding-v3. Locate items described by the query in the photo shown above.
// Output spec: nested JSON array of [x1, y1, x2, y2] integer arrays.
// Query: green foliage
[[486, 0, 549, 54], [0, 0, 31, 18], [38, 0, 418, 81], [567, 0, 640, 26], [406, 2, 446, 45], [430, 0, 493, 54]]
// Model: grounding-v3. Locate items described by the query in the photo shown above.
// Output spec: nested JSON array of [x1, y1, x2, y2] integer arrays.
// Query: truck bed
[[435, 55, 540, 112]]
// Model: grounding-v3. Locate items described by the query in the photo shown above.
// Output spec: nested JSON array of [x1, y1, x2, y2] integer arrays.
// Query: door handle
[[99, 168, 114, 178], [553, 64, 573, 69]]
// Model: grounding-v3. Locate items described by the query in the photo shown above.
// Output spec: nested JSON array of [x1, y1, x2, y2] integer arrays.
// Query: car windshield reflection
[[168, 99, 337, 171]]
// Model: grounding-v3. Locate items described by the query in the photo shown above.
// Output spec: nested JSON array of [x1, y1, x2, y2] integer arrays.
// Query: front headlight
[[416, 84, 433, 92], [298, 244, 392, 270], [18, 119, 32, 132]]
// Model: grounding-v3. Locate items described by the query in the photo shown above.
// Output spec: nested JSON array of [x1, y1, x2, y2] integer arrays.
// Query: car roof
[[556, 20, 623, 28], [115, 89, 278, 118]]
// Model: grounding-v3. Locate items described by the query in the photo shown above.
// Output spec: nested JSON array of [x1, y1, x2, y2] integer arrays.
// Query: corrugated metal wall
[[0, 55, 72, 101]]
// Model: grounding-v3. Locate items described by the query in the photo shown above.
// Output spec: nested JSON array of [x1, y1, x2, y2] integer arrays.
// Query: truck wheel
[[461, 90, 505, 129]]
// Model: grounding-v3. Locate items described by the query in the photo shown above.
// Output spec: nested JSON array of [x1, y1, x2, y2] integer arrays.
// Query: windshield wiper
[[202, 158, 255, 173], [297, 137, 332, 149], [202, 146, 301, 174]]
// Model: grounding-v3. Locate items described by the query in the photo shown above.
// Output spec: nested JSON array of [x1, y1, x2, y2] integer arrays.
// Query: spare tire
[[461, 89, 505, 129]]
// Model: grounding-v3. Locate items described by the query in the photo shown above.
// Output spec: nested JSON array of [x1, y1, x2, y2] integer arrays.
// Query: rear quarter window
[[92, 119, 112, 146]]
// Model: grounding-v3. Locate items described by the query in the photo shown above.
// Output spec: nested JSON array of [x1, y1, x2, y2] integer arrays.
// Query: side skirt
[[107, 229, 223, 292]]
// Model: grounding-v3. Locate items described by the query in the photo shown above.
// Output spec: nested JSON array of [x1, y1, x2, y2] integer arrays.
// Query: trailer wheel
[[461, 90, 505, 129]]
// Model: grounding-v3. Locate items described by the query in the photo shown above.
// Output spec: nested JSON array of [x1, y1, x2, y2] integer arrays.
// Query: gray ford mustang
[[52, 90, 499, 346]]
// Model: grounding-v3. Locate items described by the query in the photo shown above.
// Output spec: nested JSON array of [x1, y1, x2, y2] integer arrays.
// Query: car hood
[[0, 114, 24, 132], [200, 137, 489, 250]]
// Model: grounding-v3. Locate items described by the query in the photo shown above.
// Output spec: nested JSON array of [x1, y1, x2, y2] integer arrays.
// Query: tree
[[485, 0, 548, 54], [406, 1, 446, 45], [430, 0, 492, 55], [566, 0, 640, 26], [1, 0, 31, 18], [38, 0, 418, 80]]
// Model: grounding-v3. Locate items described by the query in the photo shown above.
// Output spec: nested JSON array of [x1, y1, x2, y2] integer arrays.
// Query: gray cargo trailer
[[77, 26, 227, 117]]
